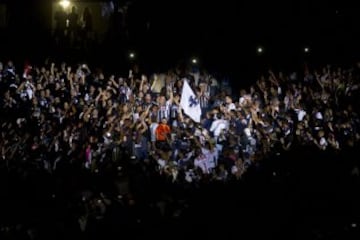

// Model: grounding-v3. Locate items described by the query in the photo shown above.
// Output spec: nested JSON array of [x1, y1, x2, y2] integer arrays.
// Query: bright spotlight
[[191, 58, 197, 64], [129, 52, 135, 59], [304, 47, 310, 53], [257, 47, 263, 53], [59, 0, 70, 9]]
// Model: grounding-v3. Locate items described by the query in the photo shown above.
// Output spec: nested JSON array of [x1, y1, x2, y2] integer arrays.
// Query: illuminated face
[[89, 85, 95, 94], [92, 109, 98, 119], [122, 104, 128, 112], [225, 96, 232, 104], [107, 99, 112, 107], [133, 106, 141, 114], [177, 81, 182, 88], [145, 94, 152, 103], [143, 85, 149, 92], [152, 105, 158, 113], [64, 102, 69, 110], [159, 96, 166, 105], [45, 89, 51, 97]]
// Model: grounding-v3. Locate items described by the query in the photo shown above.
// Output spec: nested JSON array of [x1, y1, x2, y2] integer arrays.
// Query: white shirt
[[149, 123, 159, 142], [26, 88, 34, 100], [202, 147, 218, 169], [315, 112, 323, 120], [210, 119, 228, 137], [194, 155, 208, 174], [227, 103, 236, 111], [295, 109, 307, 121], [157, 159, 166, 168], [319, 137, 328, 150]]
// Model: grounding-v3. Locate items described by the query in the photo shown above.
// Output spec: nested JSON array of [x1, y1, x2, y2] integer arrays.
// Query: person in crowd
[[67, 6, 79, 46]]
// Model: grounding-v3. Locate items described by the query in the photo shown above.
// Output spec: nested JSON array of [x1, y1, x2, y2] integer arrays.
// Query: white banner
[[180, 79, 201, 123]]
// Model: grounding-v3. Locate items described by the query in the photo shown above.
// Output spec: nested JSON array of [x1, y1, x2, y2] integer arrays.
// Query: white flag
[[180, 79, 201, 123]]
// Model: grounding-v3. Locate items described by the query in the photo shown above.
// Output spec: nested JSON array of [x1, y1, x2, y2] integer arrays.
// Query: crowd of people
[[1, 59, 360, 238]]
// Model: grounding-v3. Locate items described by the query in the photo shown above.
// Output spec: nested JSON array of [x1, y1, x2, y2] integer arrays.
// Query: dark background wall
[[0, 0, 359, 86]]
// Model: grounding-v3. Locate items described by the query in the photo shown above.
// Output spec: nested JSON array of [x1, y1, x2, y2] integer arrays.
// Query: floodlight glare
[[59, 0, 70, 9]]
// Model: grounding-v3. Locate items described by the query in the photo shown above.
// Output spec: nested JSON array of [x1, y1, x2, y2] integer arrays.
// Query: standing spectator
[[82, 7, 93, 34], [68, 6, 79, 46], [196, 84, 210, 118], [54, 7, 67, 46], [81, 7, 93, 49], [155, 117, 171, 150]]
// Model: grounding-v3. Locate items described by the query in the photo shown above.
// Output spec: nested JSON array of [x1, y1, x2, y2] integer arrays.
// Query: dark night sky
[[1, 0, 359, 76], [129, 0, 360, 74]]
